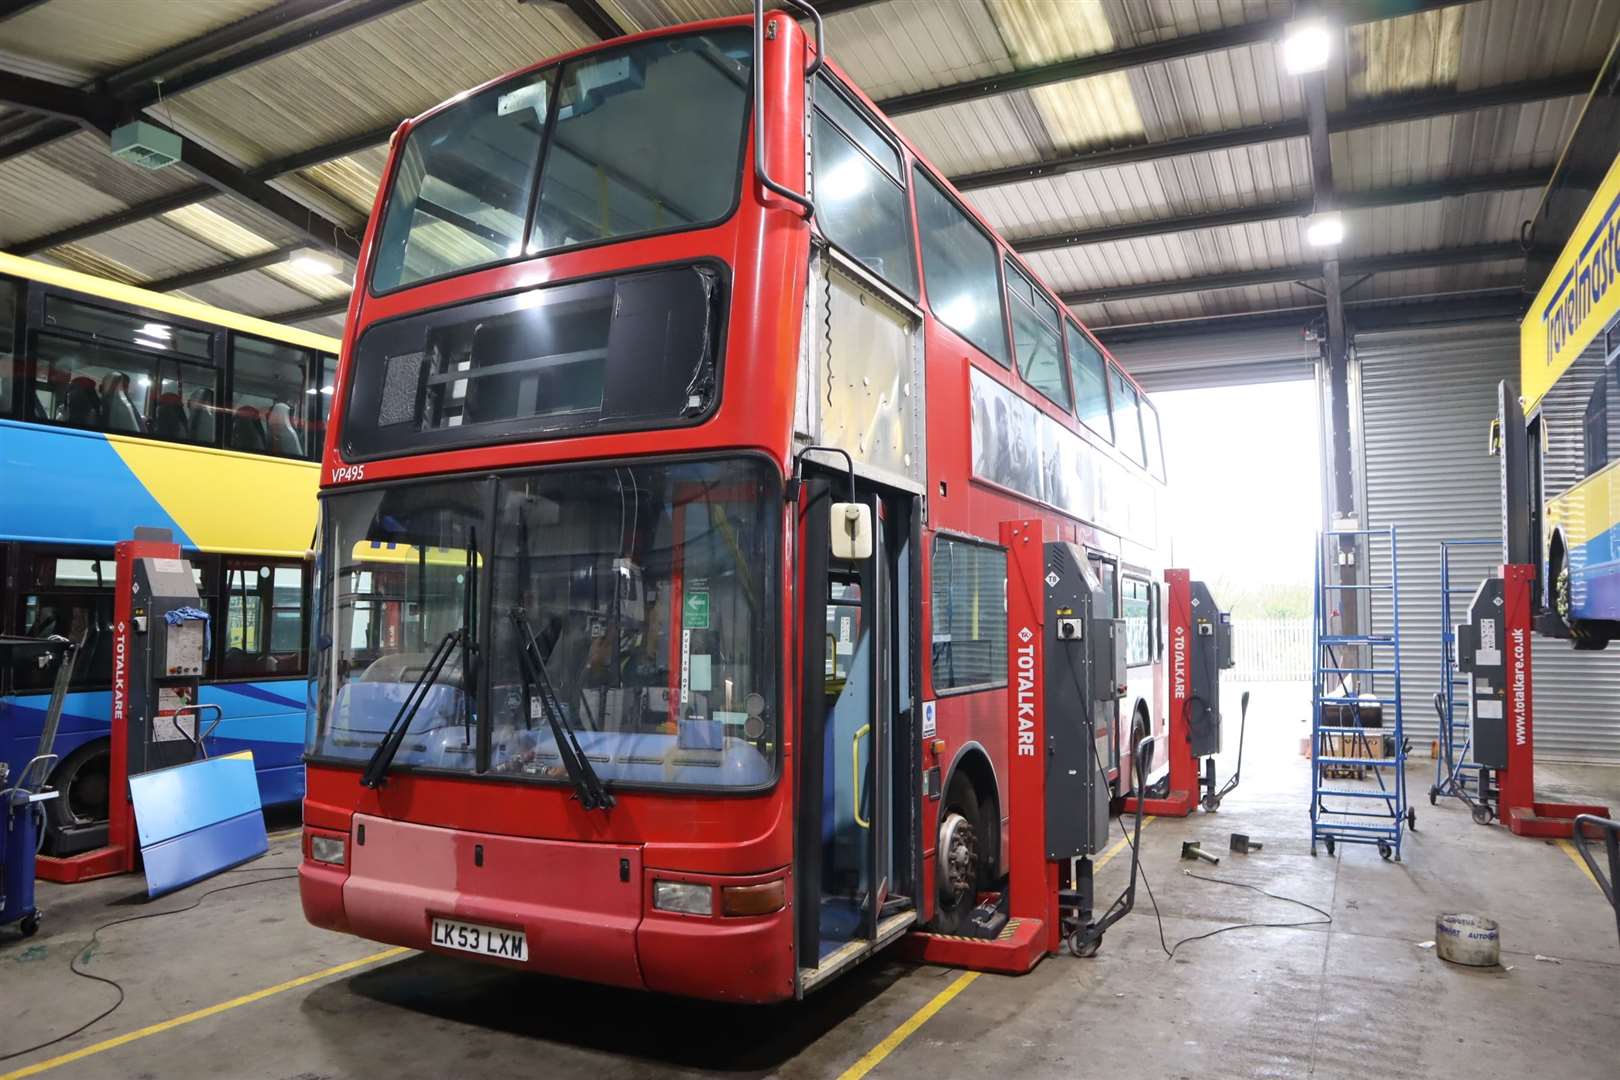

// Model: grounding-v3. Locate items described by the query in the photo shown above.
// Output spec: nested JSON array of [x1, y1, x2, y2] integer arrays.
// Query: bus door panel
[[795, 477, 900, 978]]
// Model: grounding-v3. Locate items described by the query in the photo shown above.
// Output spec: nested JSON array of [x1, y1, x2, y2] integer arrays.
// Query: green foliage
[[1208, 575, 1312, 619]]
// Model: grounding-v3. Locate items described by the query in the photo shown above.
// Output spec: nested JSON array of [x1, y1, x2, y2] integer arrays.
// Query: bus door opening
[[796, 474, 918, 986]]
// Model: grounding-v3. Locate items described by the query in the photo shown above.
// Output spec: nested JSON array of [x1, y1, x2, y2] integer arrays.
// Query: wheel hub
[[937, 811, 978, 907]]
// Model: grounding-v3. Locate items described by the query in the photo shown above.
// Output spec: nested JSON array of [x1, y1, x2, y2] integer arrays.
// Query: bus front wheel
[[1555, 561, 1611, 651]]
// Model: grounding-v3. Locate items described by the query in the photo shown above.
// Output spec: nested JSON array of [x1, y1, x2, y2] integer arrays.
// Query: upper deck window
[[913, 169, 1009, 367], [1004, 259, 1068, 409], [1109, 363, 1145, 465], [230, 335, 312, 457], [812, 76, 916, 297], [1140, 398, 1165, 481], [1065, 320, 1112, 441], [370, 30, 752, 295], [32, 298, 217, 441]]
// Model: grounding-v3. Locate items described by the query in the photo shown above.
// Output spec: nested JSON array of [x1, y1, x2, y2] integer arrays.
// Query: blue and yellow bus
[[0, 252, 336, 853], [1518, 43, 1620, 650]]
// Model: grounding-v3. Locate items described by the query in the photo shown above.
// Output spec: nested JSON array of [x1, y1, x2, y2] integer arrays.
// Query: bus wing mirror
[[831, 503, 873, 561]]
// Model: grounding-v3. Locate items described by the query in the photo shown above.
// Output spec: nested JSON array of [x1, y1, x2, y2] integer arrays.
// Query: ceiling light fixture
[[1281, 19, 1333, 76], [1305, 212, 1345, 248], [288, 252, 341, 276]]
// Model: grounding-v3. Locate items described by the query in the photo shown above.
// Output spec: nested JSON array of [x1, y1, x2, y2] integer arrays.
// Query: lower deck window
[[930, 536, 1006, 692]]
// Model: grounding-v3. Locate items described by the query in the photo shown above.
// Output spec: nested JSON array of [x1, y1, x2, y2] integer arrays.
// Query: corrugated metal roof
[[0, 0, 1613, 337], [0, 0, 278, 79], [158, 0, 593, 167]]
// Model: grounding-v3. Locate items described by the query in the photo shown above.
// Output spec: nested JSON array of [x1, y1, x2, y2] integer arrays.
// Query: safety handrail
[[852, 722, 871, 828], [1572, 814, 1620, 945], [752, 0, 821, 219]]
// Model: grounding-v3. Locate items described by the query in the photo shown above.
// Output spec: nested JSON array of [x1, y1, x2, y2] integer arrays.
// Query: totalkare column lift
[[1124, 570, 1240, 817], [906, 519, 1144, 973], [36, 529, 217, 883], [1457, 564, 1610, 837]]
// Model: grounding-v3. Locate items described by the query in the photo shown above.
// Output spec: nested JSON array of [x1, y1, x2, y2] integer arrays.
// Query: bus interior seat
[[64, 377, 100, 426], [155, 392, 189, 440], [188, 388, 216, 443], [267, 401, 304, 456], [99, 372, 146, 433], [231, 404, 269, 452]]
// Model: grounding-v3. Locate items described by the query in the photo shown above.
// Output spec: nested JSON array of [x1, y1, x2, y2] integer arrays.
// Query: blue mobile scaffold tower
[[1311, 525, 1413, 861], [1428, 538, 1498, 824]]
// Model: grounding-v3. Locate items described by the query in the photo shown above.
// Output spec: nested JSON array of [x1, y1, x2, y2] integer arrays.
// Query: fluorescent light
[[1305, 212, 1345, 247], [288, 252, 341, 276], [1281, 20, 1332, 75], [140, 322, 172, 338], [134, 335, 168, 350]]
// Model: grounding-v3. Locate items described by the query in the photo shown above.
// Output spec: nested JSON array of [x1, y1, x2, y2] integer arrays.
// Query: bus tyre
[[43, 740, 110, 854], [933, 777, 981, 934], [1554, 562, 1607, 650]]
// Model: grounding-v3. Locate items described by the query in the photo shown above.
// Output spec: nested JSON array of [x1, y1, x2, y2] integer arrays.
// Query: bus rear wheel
[[1556, 562, 1610, 650], [42, 740, 110, 856], [933, 777, 982, 933]]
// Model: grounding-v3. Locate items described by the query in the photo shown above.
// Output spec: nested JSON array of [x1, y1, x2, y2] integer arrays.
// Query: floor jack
[[904, 520, 1146, 972], [1456, 564, 1610, 838], [1125, 570, 1246, 816]]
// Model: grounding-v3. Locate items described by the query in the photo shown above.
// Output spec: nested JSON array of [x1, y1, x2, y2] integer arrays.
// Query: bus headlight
[[652, 879, 713, 915], [310, 834, 346, 866]]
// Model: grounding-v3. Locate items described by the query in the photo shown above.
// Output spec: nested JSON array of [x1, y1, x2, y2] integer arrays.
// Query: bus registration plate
[[430, 917, 528, 962]]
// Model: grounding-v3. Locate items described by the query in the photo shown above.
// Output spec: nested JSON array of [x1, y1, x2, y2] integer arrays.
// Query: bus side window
[[1066, 321, 1113, 442], [14, 551, 115, 692], [231, 335, 311, 458], [0, 277, 15, 419], [812, 76, 917, 298], [1584, 359, 1610, 477], [913, 168, 1009, 368], [1109, 364, 1145, 466], [220, 559, 306, 678], [930, 536, 1008, 693]]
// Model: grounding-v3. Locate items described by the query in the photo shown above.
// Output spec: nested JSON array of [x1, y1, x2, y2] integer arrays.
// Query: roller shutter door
[[1358, 322, 1620, 762]]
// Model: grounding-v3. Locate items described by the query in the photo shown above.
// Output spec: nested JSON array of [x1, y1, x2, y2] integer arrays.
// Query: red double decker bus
[[300, 4, 1168, 1002]]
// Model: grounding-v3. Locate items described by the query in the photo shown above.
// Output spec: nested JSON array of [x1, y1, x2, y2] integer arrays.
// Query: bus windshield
[[370, 27, 753, 293], [310, 457, 780, 790]]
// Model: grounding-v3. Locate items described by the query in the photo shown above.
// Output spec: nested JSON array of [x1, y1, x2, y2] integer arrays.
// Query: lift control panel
[[1188, 579, 1235, 757], [121, 546, 210, 778], [1042, 541, 1120, 861], [1456, 576, 1512, 770]]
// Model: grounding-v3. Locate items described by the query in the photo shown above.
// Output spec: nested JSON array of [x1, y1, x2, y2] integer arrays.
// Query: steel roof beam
[[0, 0, 49, 23], [874, 0, 1465, 117], [275, 298, 350, 323], [1060, 242, 1525, 306], [1093, 287, 1529, 343], [143, 246, 304, 292], [8, 123, 395, 257], [557, 0, 625, 39], [950, 72, 1595, 193], [1008, 169, 1553, 253], [0, 71, 121, 128]]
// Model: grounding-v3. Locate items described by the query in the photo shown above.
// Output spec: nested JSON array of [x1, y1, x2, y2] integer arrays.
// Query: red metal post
[[1495, 563, 1610, 837], [1124, 568, 1197, 816]]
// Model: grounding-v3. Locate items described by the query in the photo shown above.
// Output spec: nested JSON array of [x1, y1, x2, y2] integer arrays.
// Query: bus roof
[[0, 250, 342, 354]]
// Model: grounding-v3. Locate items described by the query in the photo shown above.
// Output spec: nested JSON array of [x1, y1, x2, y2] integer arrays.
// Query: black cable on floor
[[1115, 812, 1332, 959], [0, 871, 299, 1063]]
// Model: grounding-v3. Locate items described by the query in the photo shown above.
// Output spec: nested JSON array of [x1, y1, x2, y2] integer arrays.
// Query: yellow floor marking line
[[1, 947, 410, 1080], [1557, 837, 1600, 888], [840, 815, 1157, 1079], [838, 970, 981, 1080]]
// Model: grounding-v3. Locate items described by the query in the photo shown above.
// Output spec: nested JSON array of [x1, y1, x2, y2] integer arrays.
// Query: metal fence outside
[[1228, 618, 1313, 683]]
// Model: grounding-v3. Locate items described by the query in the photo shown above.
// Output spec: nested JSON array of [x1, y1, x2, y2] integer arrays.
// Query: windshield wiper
[[360, 627, 466, 789], [509, 607, 614, 811]]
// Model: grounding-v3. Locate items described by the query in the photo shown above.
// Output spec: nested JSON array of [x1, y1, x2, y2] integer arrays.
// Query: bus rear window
[[371, 29, 751, 294], [344, 264, 723, 459]]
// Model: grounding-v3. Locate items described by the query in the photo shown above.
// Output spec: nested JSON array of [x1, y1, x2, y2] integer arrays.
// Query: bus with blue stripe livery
[[0, 251, 338, 854]]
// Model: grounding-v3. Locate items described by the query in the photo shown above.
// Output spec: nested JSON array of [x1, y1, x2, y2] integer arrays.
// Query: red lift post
[[34, 536, 176, 882], [907, 519, 1138, 972], [1463, 564, 1610, 838], [1126, 569, 1198, 816]]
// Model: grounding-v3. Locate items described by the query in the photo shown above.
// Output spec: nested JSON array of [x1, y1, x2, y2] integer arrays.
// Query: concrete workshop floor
[[4, 683, 1619, 1080]]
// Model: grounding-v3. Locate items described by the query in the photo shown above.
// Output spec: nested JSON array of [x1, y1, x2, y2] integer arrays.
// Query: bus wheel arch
[[43, 737, 111, 851]]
